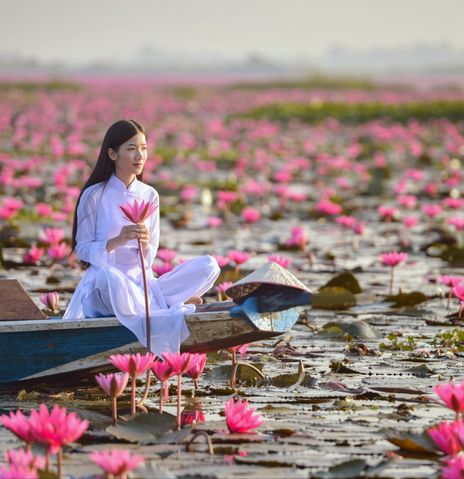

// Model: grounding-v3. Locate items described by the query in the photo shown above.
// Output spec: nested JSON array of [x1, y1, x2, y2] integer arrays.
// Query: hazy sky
[[1, 0, 463, 64]]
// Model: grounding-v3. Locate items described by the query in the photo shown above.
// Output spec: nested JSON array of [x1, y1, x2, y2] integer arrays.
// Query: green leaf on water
[[312, 287, 356, 310], [106, 411, 176, 443], [317, 458, 367, 478], [384, 291, 429, 307], [323, 271, 362, 294]]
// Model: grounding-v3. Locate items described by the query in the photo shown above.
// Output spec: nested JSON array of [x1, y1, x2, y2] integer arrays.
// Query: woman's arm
[[75, 186, 116, 267]]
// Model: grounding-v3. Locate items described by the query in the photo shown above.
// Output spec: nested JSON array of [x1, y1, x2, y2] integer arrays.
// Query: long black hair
[[70, 119, 147, 254]]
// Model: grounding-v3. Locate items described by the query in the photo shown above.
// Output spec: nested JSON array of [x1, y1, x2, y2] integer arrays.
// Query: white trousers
[[82, 255, 221, 318]]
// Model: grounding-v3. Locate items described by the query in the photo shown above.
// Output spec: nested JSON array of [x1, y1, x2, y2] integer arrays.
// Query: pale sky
[[1, 0, 463, 65]]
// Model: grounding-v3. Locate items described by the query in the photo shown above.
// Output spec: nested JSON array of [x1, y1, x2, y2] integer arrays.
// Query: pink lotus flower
[[0, 449, 45, 479], [316, 198, 342, 216], [397, 195, 417, 209], [207, 216, 223, 228], [440, 275, 463, 310], [35, 203, 53, 217], [23, 245, 44, 265], [380, 252, 408, 295], [442, 454, 464, 479], [228, 250, 251, 267], [28, 404, 89, 454], [241, 207, 261, 224], [151, 359, 175, 414], [40, 228, 65, 245], [380, 251, 408, 268], [109, 353, 155, 378], [95, 372, 129, 425], [47, 243, 71, 261], [336, 215, 357, 229], [351, 221, 365, 236], [0, 410, 36, 445], [434, 380, 464, 416], [286, 226, 308, 249], [378, 205, 399, 221], [443, 197, 464, 210], [228, 344, 249, 356], [267, 255, 292, 269], [225, 397, 264, 433], [152, 261, 174, 277], [216, 281, 234, 300], [403, 216, 418, 228], [162, 353, 203, 428], [180, 185, 197, 202], [422, 203, 442, 218], [90, 449, 144, 478], [156, 248, 177, 263], [213, 255, 230, 268], [448, 217, 464, 231], [227, 344, 249, 387], [109, 353, 156, 415], [428, 420, 464, 455], [184, 353, 207, 389], [39, 292, 59, 313], [452, 283, 464, 319], [119, 199, 158, 224]]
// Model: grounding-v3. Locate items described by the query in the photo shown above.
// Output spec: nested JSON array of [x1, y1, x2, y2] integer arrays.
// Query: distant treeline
[[228, 74, 388, 91], [0, 79, 82, 92], [238, 100, 464, 123]]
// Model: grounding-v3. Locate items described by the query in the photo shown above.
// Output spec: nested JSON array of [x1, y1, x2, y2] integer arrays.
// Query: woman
[[63, 120, 220, 354]]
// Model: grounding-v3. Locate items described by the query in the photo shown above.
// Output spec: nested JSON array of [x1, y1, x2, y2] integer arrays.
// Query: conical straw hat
[[225, 262, 311, 300]]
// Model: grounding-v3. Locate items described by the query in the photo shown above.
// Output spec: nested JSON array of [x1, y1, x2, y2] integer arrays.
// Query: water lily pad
[[384, 429, 439, 455], [323, 271, 362, 294], [322, 319, 380, 339], [106, 411, 176, 443], [312, 287, 356, 310], [440, 245, 464, 267], [316, 458, 367, 478], [384, 291, 429, 307]]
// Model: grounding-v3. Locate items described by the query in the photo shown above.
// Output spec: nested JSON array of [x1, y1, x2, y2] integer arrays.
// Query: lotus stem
[[137, 370, 152, 409], [177, 375, 182, 430], [131, 376, 136, 416], [459, 304, 463, 320], [57, 449, 62, 478], [137, 238, 151, 352], [389, 267, 394, 296], [159, 382, 164, 414], [112, 396, 117, 425], [45, 451, 49, 472], [448, 290, 452, 310], [185, 431, 214, 455], [230, 351, 237, 388], [230, 361, 264, 388]]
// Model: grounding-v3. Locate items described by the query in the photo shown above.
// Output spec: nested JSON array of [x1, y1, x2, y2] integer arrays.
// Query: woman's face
[[109, 132, 147, 179]]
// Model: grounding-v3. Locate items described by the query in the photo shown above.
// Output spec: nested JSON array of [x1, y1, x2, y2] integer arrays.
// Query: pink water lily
[[0, 449, 45, 479], [109, 353, 156, 415], [23, 245, 44, 265], [216, 281, 234, 300], [428, 419, 464, 455], [90, 449, 144, 479], [95, 372, 129, 425], [380, 251, 408, 295], [39, 291, 59, 313], [267, 255, 292, 269], [28, 404, 88, 476], [225, 397, 264, 433], [452, 283, 464, 319], [439, 276, 462, 310], [184, 353, 207, 389], [0, 410, 36, 447], [227, 344, 249, 387], [434, 380, 464, 417], [442, 454, 464, 479], [119, 199, 157, 224], [151, 359, 175, 413], [162, 353, 203, 428], [241, 207, 261, 224]]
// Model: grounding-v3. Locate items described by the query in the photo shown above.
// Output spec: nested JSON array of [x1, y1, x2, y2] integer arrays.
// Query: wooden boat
[[0, 294, 311, 384]]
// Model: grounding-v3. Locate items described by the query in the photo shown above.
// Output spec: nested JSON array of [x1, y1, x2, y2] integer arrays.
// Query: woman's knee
[[194, 255, 220, 279]]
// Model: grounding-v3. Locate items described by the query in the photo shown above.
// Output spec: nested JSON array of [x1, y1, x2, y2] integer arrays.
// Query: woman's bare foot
[[185, 296, 203, 305]]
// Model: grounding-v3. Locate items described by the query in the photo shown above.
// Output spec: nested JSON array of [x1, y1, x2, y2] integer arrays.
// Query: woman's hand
[[107, 224, 150, 252]]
